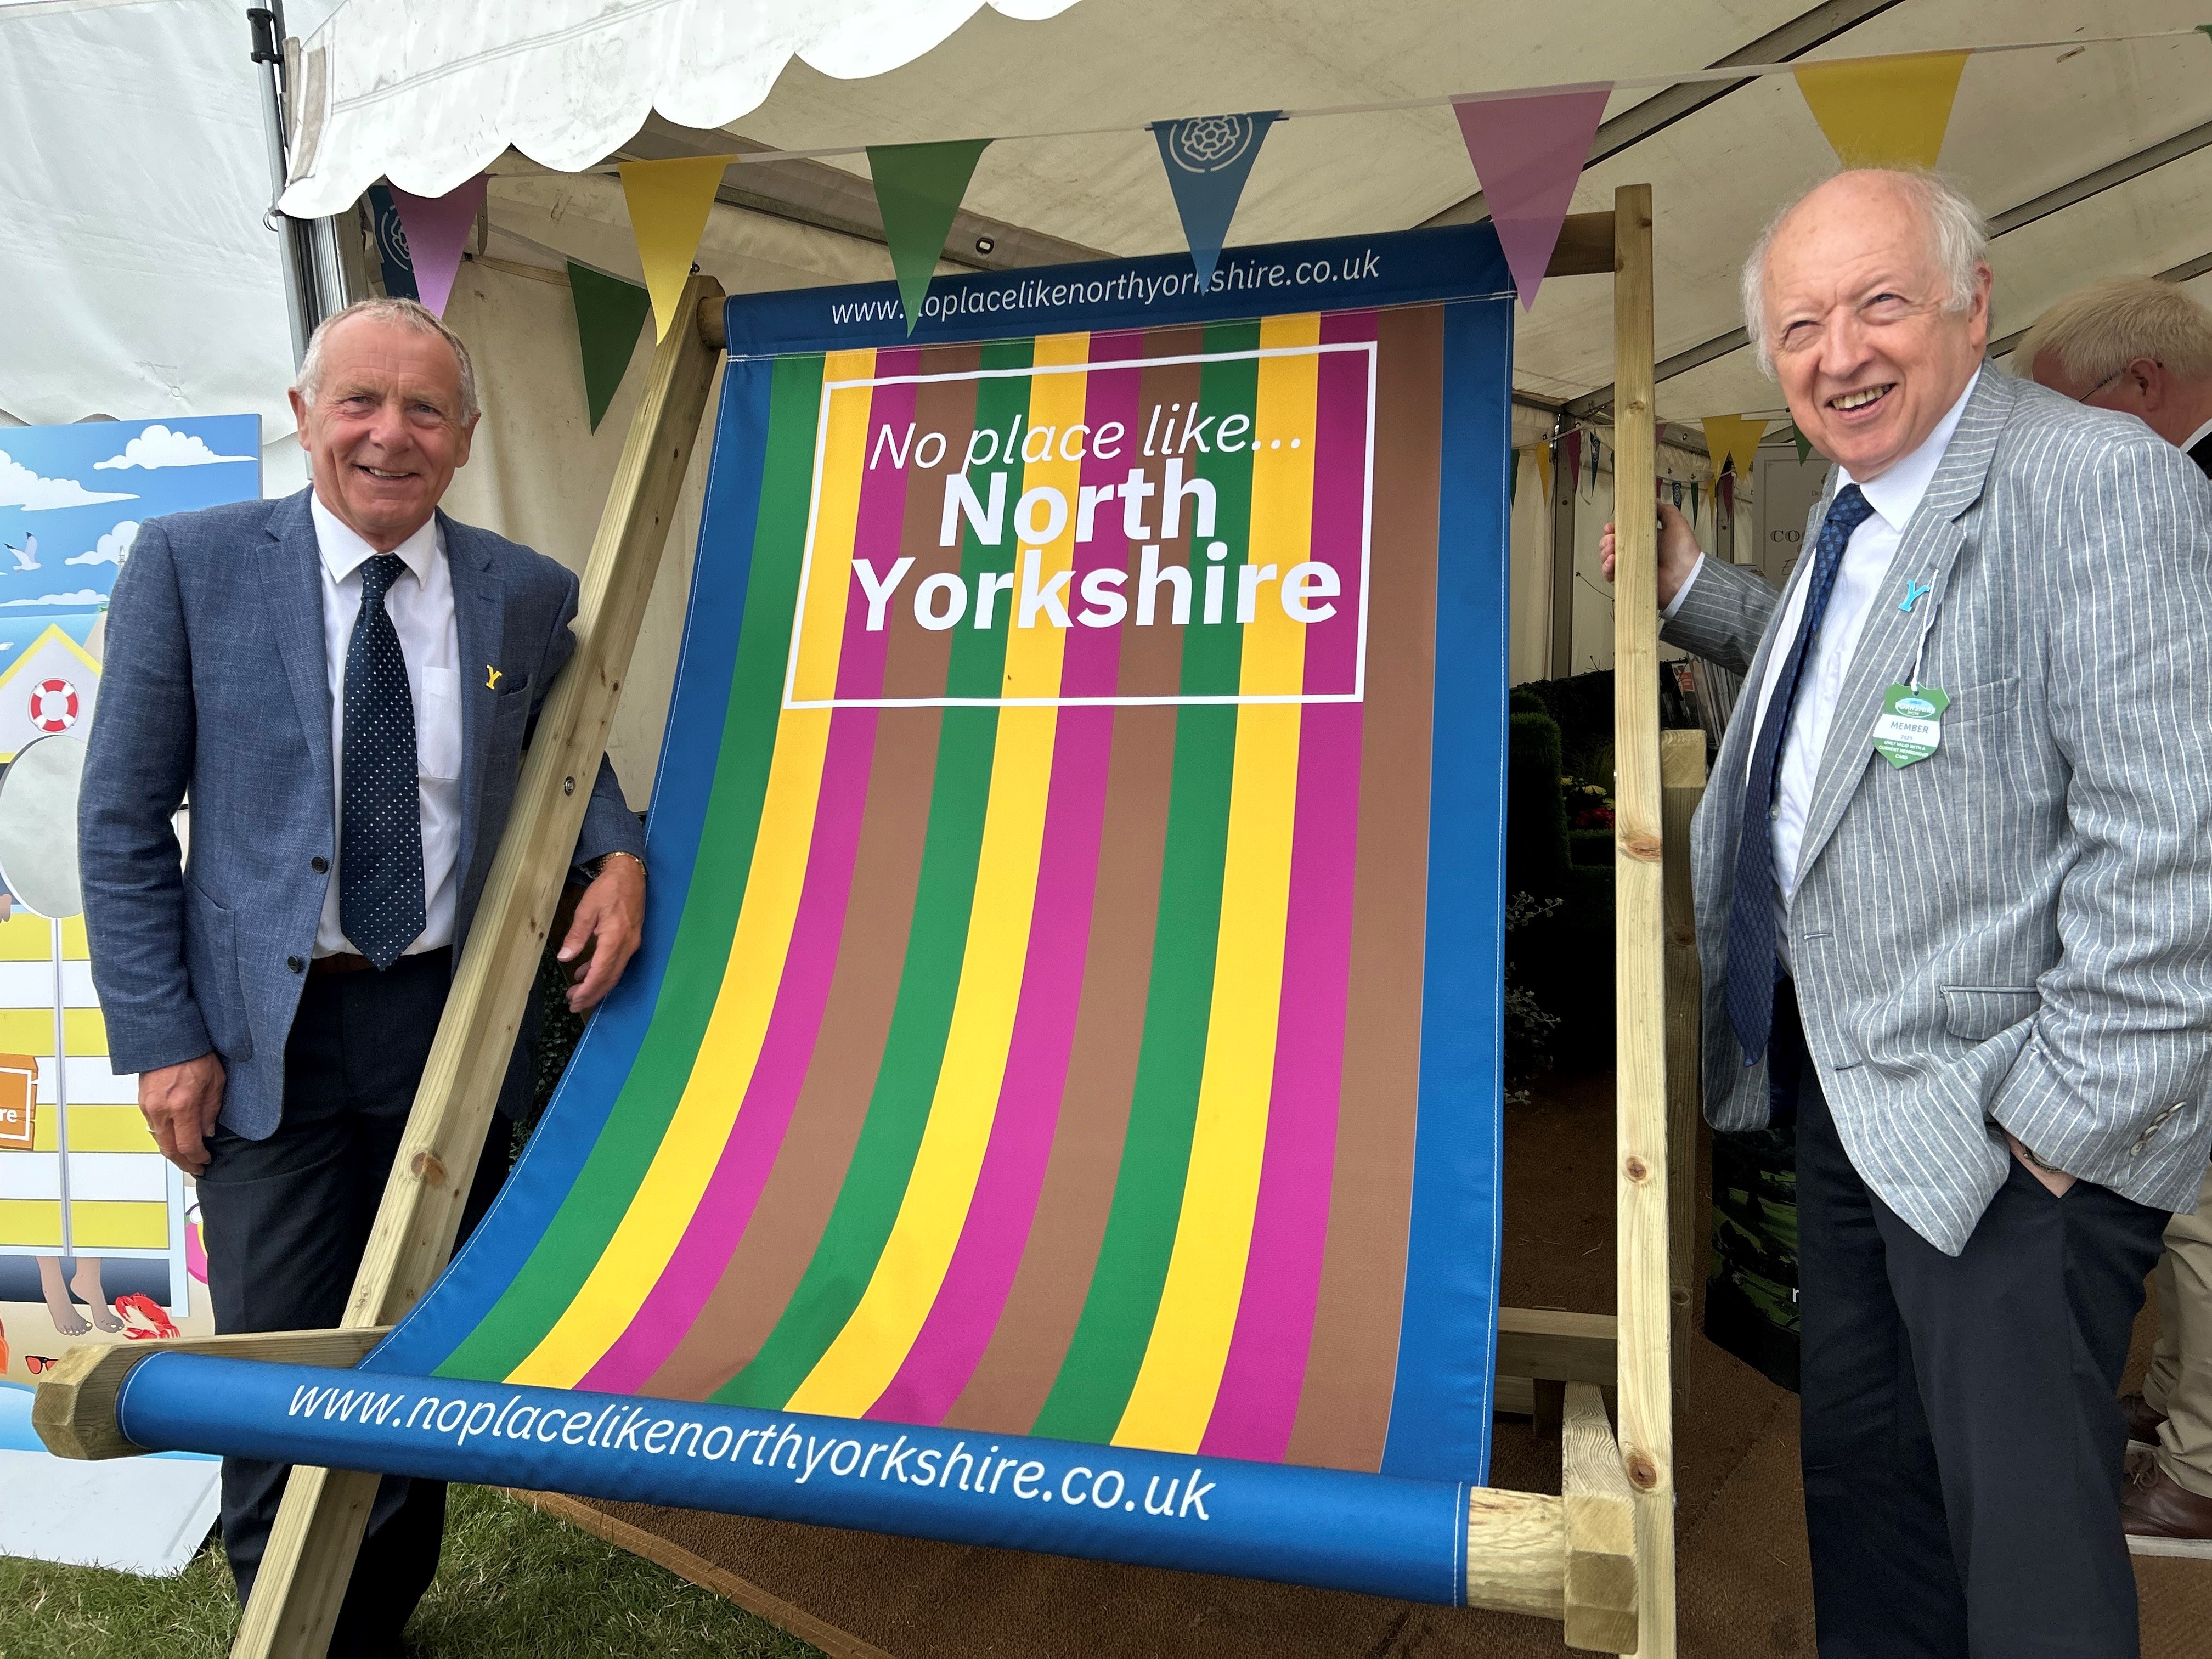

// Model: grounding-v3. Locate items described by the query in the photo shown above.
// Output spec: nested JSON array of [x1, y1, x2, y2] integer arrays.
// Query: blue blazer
[[79, 488, 647, 1139]]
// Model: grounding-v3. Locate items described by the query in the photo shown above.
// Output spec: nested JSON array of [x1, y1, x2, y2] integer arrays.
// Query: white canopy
[[276, 0, 1080, 216]]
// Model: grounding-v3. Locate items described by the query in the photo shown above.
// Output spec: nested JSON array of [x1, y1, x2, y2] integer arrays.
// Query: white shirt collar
[[308, 489, 441, 587], [2182, 416, 2212, 455], [1836, 367, 1981, 534]]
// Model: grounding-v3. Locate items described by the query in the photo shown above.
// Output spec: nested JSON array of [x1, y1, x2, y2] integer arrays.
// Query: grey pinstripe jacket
[[1665, 369, 2212, 1252]]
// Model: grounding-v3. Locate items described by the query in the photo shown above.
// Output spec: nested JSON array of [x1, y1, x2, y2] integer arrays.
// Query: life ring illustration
[[29, 678, 78, 733]]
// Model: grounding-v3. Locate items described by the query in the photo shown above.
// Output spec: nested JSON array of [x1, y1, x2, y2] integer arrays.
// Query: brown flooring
[[541, 1071, 2212, 1656]]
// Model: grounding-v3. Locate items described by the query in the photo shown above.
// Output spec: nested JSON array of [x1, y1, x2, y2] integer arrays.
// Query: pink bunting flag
[[387, 175, 489, 319], [1453, 84, 1612, 311]]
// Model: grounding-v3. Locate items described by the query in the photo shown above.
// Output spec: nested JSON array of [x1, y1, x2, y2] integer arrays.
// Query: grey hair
[[2014, 275, 2212, 387], [294, 296, 479, 423], [1739, 168, 1990, 377]]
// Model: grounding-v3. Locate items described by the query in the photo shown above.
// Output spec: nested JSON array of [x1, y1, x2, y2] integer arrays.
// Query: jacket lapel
[[266, 489, 334, 801], [443, 511, 503, 884], [1790, 369, 2013, 886]]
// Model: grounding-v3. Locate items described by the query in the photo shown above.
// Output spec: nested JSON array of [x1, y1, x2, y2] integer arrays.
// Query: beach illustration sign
[[0, 415, 256, 1574]]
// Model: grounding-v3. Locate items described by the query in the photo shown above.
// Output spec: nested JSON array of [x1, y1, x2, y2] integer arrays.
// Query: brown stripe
[[1283, 304, 1442, 1470], [641, 365, 980, 1401], [940, 701, 1177, 1432], [879, 346, 983, 702]]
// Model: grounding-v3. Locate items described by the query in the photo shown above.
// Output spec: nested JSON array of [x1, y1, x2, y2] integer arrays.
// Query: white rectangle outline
[[780, 341, 1377, 710]]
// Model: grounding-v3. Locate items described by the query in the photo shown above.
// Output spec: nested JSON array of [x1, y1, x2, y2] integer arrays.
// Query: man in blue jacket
[[81, 297, 648, 1657]]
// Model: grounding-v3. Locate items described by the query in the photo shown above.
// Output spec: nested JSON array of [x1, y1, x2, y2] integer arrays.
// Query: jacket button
[[287, 955, 304, 973], [311, 856, 329, 873]]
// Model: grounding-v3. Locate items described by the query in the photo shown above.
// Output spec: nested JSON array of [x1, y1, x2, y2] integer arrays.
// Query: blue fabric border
[[721, 222, 1511, 356], [125, 1355, 1471, 1606], [369, 362, 775, 1374], [1381, 297, 1514, 1483]]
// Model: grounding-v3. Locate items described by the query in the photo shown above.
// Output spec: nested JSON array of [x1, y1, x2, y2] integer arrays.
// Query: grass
[[0, 1485, 825, 1658]]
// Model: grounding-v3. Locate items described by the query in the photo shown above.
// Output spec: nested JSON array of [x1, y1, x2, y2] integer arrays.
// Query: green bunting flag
[[1689, 479, 1701, 524], [1509, 446, 1520, 506], [1791, 422, 1814, 463], [567, 262, 654, 432], [869, 138, 993, 332]]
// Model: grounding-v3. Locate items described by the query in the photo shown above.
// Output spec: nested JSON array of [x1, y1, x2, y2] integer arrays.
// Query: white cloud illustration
[[0, 451, 137, 512], [0, 590, 105, 607], [93, 424, 255, 471], [67, 521, 139, 567]]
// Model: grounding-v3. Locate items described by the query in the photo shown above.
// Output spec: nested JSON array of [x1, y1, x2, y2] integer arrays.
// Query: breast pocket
[[414, 667, 463, 782]]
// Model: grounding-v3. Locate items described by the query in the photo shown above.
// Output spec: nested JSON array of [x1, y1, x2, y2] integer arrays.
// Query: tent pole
[[1609, 182, 1677, 1657], [227, 275, 726, 1659], [246, 5, 319, 366]]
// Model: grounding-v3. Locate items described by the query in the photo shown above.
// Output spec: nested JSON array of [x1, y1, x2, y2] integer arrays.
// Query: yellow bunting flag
[[1701, 416, 1770, 485], [618, 156, 733, 340], [1793, 52, 1968, 170], [1533, 439, 1553, 505]]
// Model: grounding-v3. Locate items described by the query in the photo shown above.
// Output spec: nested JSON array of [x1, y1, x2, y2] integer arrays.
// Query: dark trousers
[[1779, 982, 2167, 1658], [196, 949, 508, 1659]]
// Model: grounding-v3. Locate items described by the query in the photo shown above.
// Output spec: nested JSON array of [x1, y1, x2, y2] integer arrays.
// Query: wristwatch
[[582, 850, 646, 883]]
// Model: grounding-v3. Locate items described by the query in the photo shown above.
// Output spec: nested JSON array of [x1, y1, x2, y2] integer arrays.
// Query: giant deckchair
[[37, 187, 1684, 1658]]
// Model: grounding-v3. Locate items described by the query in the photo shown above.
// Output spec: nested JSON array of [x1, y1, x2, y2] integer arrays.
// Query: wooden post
[[1561, 1383, 1639, 1653], [1660, 730, 1706, 1419], [227, 272, 726, 1659], [1608, 183, 1675, 1658]]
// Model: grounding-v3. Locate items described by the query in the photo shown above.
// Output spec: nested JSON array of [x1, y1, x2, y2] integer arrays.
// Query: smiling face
[[1760, 173, 1990, 481], [289, 314, 477, 551]]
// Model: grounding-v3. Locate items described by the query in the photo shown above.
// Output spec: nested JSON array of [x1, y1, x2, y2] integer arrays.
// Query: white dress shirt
[[309, 493, 464, 958], [1666, 370, 1979, 938]]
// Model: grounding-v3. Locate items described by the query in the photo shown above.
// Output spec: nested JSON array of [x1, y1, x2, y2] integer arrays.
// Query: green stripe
[[715, 340, 1036, 1408], [1029, 324, 1261, 1440], [438, 355, 827, 1380]]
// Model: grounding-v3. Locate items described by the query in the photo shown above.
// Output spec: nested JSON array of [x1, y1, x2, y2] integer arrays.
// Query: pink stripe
[[579, 365, 917, 1392], [866, 336, 1144, 1425], [1200, 317, 1374, 1459]]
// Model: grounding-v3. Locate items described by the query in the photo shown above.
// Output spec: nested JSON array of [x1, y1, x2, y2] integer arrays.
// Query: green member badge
[[1871, 683, 1949, 768]]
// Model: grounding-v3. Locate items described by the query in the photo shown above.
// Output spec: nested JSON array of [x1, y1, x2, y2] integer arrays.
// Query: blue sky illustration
[[0, 415, 260, 630]]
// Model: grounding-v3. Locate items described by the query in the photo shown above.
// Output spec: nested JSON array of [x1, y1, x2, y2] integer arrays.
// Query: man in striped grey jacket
[[1608, 170, 2212, 1656]]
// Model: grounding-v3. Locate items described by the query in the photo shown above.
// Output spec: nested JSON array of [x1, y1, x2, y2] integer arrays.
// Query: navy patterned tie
[[1724, 483, 1875, 1064], [339, 554, 426, 969]]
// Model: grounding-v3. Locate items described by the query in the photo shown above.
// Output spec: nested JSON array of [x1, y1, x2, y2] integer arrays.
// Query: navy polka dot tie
[[1723, 483, 1875, 1065], [340, 554, 425, 970]]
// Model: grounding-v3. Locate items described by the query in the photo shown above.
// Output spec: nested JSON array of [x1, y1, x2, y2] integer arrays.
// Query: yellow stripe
[[0, 1199, 60, 1248], [789, 369, 882, 703], [69, 1200, 170, 1250], [785, 334, 1091, 1415], [506, 349, 877, 1388], [1113, 314, 1322, 1452], [31, 1104, 156, 1153], [0, 1199, 162, 1249], [0, 1008, 106, 1056], [0, 914, 90, 960]]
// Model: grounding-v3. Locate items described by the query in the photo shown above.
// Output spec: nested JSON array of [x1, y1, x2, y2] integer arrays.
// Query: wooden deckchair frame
[[36, 185, 1688, 1657]]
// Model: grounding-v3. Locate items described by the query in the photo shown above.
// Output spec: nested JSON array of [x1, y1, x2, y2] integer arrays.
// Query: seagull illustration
[[4, 534, 38, 572]]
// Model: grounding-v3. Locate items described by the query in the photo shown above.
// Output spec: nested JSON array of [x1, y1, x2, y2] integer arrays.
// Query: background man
[[81, 297, 648, 1658], [1605, 171, 2212, 1655], [2021, 274, 2212, 470], [2021, 274, 2212, 1546]]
